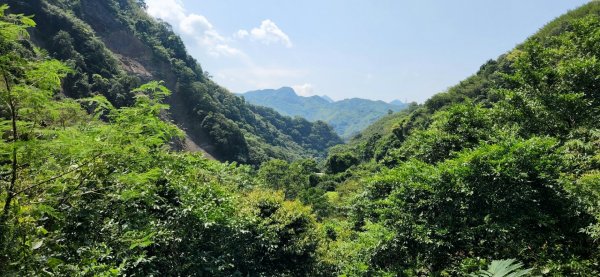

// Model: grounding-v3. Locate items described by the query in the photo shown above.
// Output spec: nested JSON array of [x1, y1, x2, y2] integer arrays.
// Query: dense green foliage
[[313, 2, 600, 275], [3, 1, 600, 276], [4, 0, 342, 165], [0, 10, 326, 275], [241, 87, 408, 140]]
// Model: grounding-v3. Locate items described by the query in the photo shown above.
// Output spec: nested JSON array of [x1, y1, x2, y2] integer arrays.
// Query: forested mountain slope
[[0, 7, 331, 274], [4, 0, 342, 165], [3, 1, 600, 276], [334, 1, 600, 164], [309, 1, 600, 275], [240, 87, 407, 140]]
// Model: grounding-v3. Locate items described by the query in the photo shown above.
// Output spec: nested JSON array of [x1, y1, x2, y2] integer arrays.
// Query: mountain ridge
[[240, 87, 408, 139]]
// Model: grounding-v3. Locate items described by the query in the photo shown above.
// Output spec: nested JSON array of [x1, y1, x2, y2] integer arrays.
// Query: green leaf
[[128, 232, 156, 250], [470, 259, 534, 277], [47, 257, 64, 269], [31, 240, 43, 250], [20, 16, 36, 27]]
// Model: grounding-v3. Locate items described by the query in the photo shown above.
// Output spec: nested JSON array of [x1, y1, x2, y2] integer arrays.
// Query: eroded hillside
[[6, 0, 342, 165]]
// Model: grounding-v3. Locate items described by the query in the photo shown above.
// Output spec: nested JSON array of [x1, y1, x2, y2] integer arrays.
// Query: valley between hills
[[1, 1, 600, 276]]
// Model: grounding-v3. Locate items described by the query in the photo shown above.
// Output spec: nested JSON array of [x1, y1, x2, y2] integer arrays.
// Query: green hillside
[[2, 1, 600, 276], [336, 1, 600, 164], [241, 87, 408, 140], [317, 1, 600, 274], [3, 0, 342, 165]]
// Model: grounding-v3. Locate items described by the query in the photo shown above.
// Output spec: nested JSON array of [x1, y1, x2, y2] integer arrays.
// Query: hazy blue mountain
[[321, 95, 335, 103], [240, 87, 407, 140], [389, 99, 407, 106]]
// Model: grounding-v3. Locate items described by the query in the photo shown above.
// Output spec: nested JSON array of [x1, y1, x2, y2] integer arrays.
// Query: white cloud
[[146, 0, 185, 22], [180, 14, 213, 35], [237, 19, 293, 48], [292, 83, 315, 97], [146, 1, 301, 92], [209, 44, 245, 58], [146, 0, 244, 58]]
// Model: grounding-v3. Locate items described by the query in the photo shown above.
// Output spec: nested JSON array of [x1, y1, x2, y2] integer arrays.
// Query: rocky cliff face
[[75, 0, 218, 158]]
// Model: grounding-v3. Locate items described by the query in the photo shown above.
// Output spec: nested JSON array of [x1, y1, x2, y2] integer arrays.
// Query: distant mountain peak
[[278, 86, 297, 95], [242, 87, 298, 98], [389, 99, 407, 107]]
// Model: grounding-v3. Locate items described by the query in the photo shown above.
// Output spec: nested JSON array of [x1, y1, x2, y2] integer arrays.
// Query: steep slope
[[241, 87, 407, 139], [316, 2, 600, 275], [331, 1, 600, 164], [0, 9, 326, 274], [6, 0, 342, 165]]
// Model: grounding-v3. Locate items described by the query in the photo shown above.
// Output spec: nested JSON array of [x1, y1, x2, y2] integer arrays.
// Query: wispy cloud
[[146, 1, 302, 92], [236, 20, 293, 48], [146, 0, 245, 58]]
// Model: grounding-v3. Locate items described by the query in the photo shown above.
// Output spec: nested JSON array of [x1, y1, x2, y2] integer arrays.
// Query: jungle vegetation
[[2, 0, 600, 276]]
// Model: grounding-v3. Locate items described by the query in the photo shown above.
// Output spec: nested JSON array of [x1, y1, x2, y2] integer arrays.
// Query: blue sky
[[146, 0, 590, 102]]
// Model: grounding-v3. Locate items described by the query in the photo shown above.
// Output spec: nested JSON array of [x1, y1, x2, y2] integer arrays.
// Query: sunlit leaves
[[0, 4, 34, 40], [469, 259, 533, 277]]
